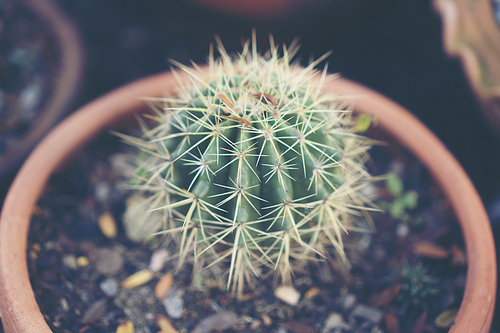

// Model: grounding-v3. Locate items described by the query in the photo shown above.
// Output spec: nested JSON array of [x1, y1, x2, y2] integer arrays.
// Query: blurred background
[[1, 0, 500, 330]]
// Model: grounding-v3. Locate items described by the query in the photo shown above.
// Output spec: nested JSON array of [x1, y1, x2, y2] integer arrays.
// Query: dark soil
[[26, 129, 466, 333]]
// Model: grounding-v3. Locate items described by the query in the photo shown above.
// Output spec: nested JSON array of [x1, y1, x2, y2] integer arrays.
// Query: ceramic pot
[[433, 0, 500, 137], [189, 0, 331, 19], [0, 70, 495, 332], [0, 0, 85, 181]]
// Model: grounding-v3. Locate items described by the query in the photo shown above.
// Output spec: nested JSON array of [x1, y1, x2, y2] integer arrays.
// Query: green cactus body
[[121, 36, 376, 295]]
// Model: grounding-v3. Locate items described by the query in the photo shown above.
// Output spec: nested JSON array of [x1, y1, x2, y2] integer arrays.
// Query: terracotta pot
[[189, 0, 331, 19], [433, 0, 500, 137], [0, 0, 85, 181], [0, 70, 495, 332]]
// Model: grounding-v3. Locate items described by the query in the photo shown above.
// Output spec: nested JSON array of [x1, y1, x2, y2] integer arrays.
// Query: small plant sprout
[[394, 262, 439, 312], [119, 33, 378, 297], [384, 173, 419, 224]]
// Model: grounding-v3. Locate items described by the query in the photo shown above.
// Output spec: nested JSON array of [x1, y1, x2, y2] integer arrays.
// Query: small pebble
[[18, 80, 42, 115], [276, 326, 289, 333], [123, 194, 163, 242], [351, 304, 383, 323], [44, 241, 55, 250], [116, 321, 134, 333], [62, 254, 77, 270], [322, 312, 350, 332], [97, 248, 124, 274], [209, 299, 222, 312], [274, 286, 300, 306], [250, 320, 261, 330], [163, 289, 184, 319], [357, 234, 372, 252], [77, 256, 89, 267], [360, 183, 379, 198], [95, 181, 111, 202], [192, 311, 238, 333], [60, 298, 69, 311], [81, 298, 108, 324], [100, 278, 119, 297], [109, 153, 135, 178], [343, 294, 356, 309], [149, 249, 170, 272], [396, 223, 409, 238]]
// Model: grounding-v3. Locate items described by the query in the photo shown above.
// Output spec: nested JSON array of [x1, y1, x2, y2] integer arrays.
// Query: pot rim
[[0, 70, 495, 332]]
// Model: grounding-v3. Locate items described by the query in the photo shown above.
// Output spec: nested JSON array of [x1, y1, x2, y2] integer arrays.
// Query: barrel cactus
[[120, 35, 376, 296]]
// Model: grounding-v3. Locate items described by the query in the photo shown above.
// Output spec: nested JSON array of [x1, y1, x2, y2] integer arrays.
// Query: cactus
[[394, 262, 439, 311], [120, 35, 377, 296]]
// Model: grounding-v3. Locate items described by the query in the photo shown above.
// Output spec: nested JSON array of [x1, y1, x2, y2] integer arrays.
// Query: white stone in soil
[[360, 183, 379, 198], [95, 181, 111, 202], [109, 153, 135, 178], [274, 286, 300, 306], [149, 248, 170, 272], [276, 326, 289, 333], [351, 304, 383, 323], [163, 288, 184, 319], [396, 222, 410, 238], [342, 294, 356, 309], [62, 254, 77, 270], [322, 312, 350, 332], [99, 278, 119, 297], [123, 194, 163, 243], [357, 234, 372, 252]]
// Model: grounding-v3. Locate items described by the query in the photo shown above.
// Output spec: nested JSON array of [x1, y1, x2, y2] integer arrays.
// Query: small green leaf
[[355, 114, 374, 133], [386, 173, 404, 197], [402, 190, 418, 209], [389, 199, 405, 219]]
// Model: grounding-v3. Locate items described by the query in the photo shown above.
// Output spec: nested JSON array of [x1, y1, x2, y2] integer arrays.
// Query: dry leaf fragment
[[304, 287, 321, 299], [116, 321, 134, 333], [121, 269, 154, 288], [156, 315, 179, 333], [413, 310, 427, 333], [220, 115, 253, 128], [385, 312, 399, 333], [99, 212, 117, 238], [250, 92, 279, 106], [217, 93, 233, 110], [435, 308, 458, 328], [450, 245, 466, 265], [261, 314, 272, 326], [282, 322, 317, 333], [369, 284, 401, 307], [413, 241, 449, 259], [155, 273, 174, 300]]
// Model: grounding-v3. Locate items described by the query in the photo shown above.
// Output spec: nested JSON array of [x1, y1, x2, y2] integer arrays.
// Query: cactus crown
[[121, 34, 376, 296]]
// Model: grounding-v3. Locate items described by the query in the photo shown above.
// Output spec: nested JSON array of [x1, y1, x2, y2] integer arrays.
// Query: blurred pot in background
[[433, 0, 500, 137]]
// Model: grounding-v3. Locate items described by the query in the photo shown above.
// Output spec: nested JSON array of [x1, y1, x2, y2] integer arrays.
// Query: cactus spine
[[122, 35, 376, 296]]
